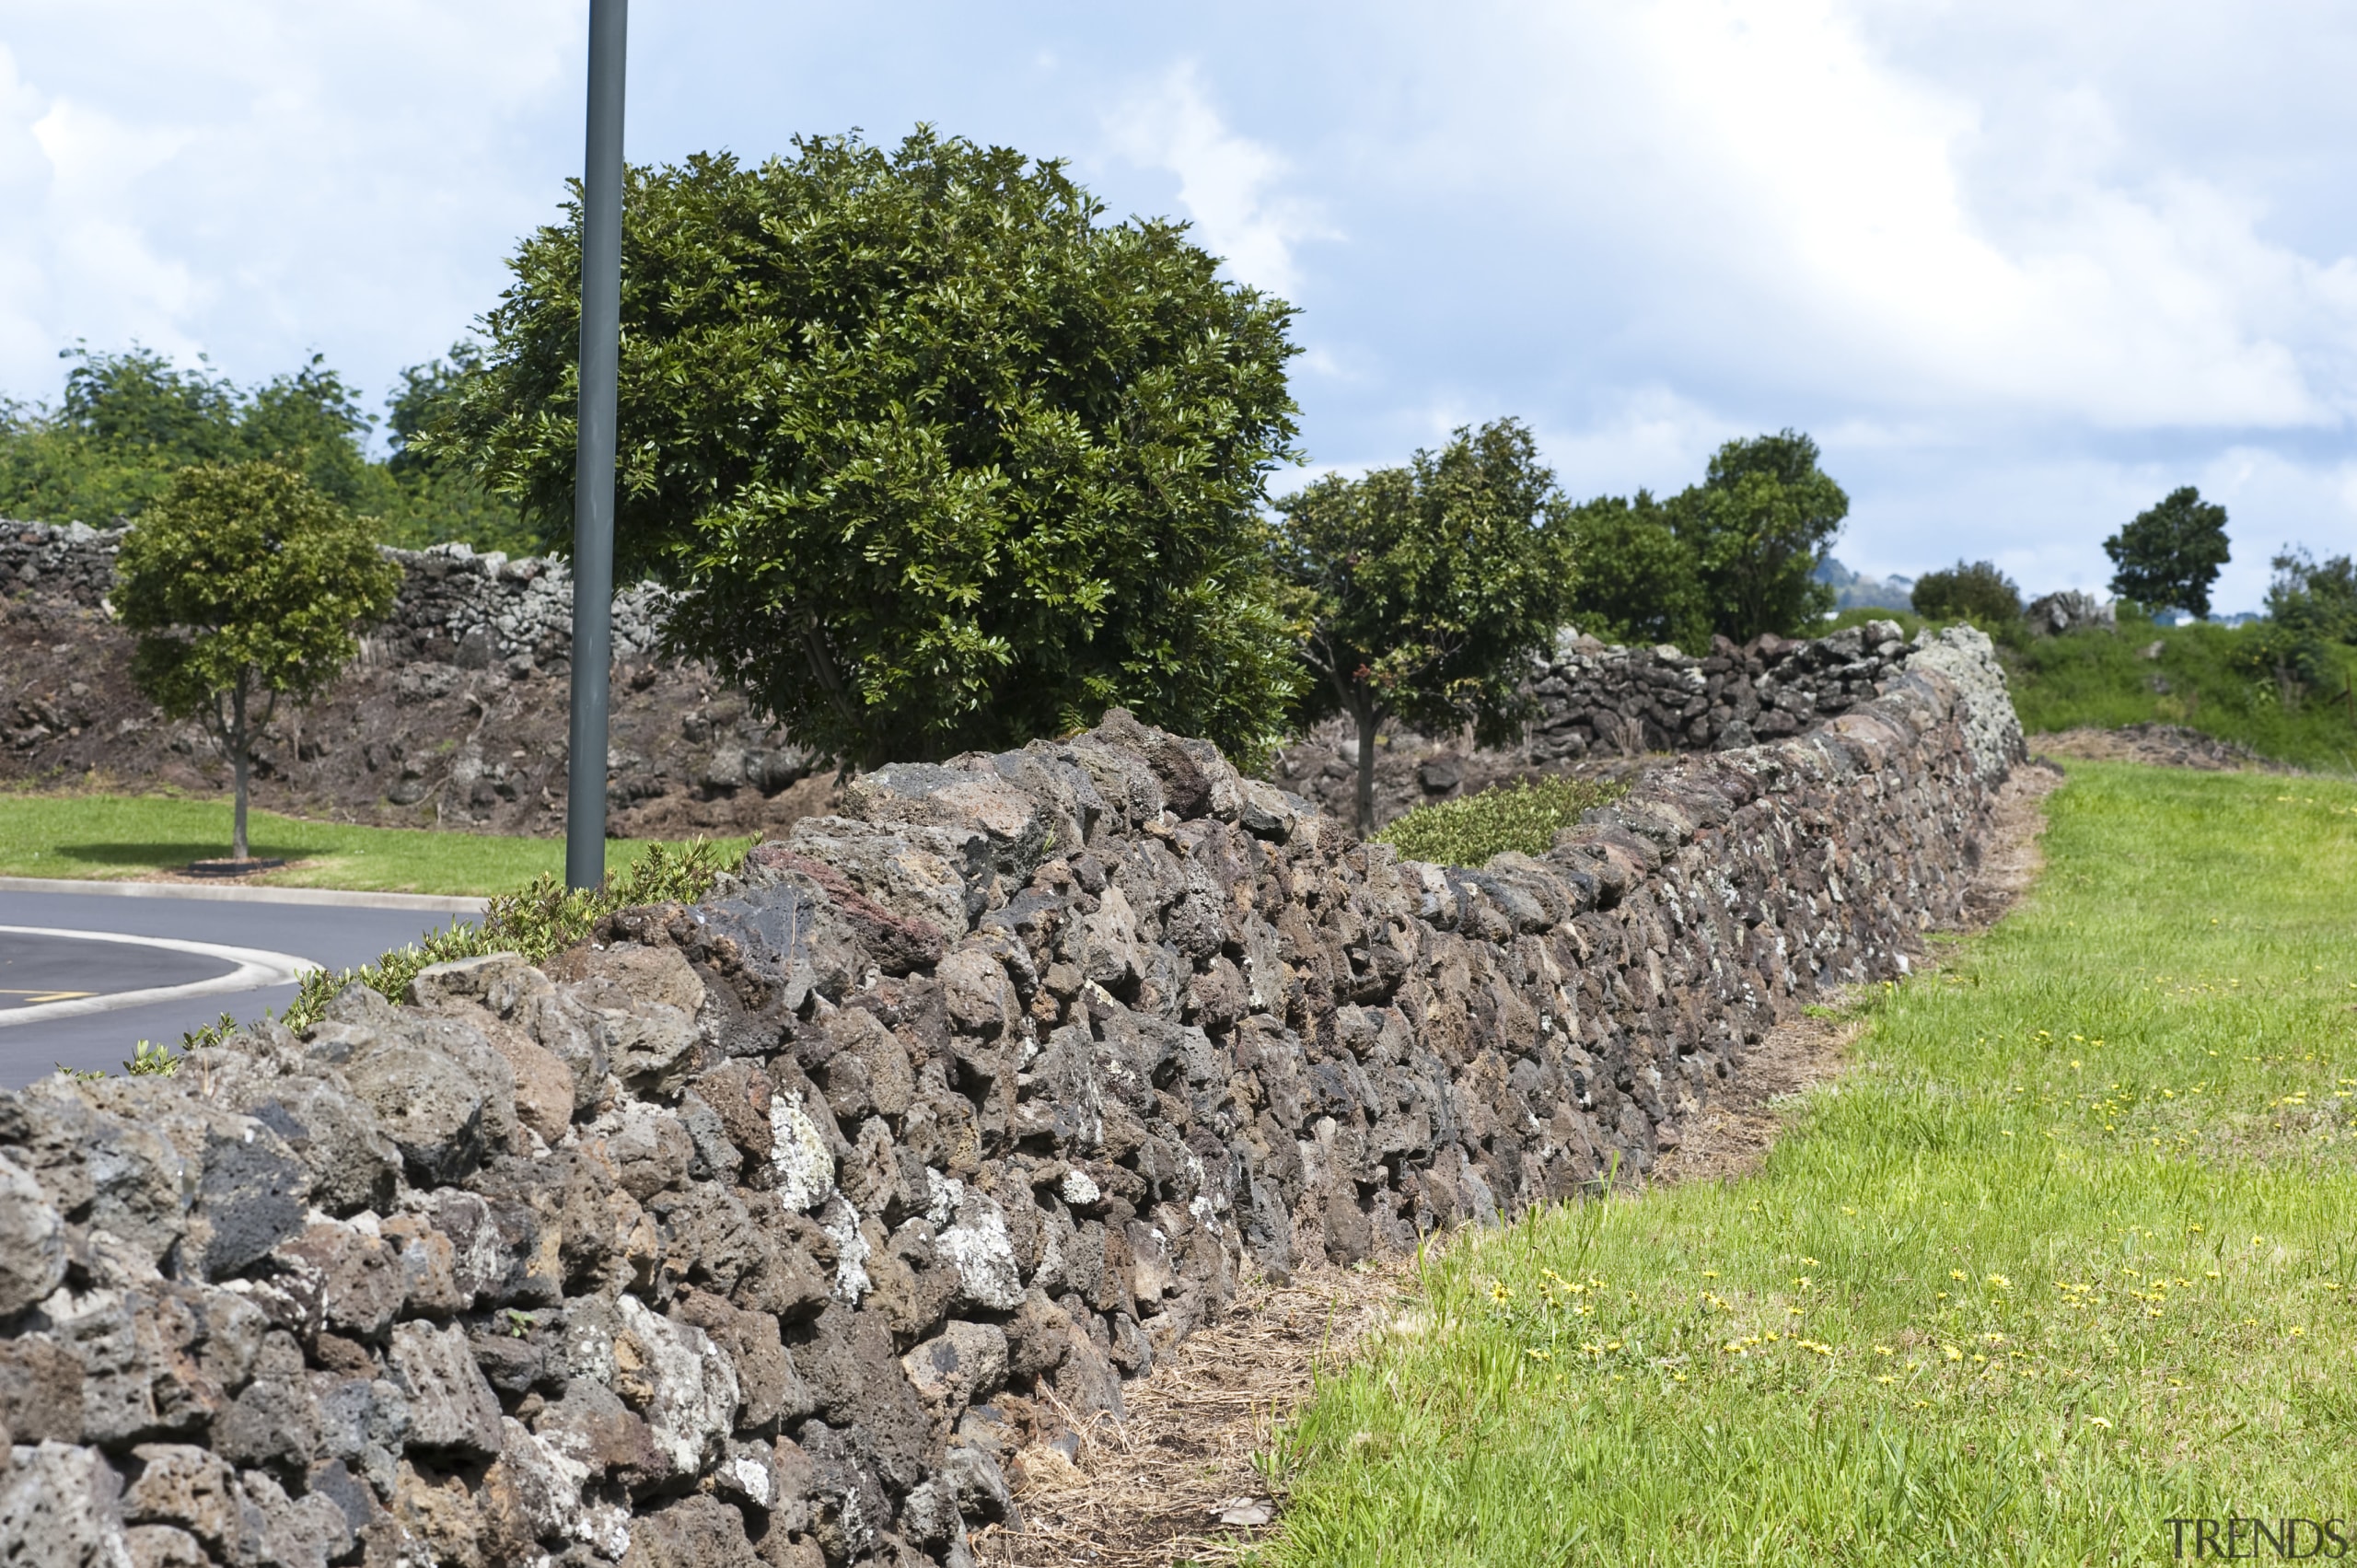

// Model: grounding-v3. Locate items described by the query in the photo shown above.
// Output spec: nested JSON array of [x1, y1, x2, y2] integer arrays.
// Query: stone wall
[[0, 629, 2021, 1568], [0, 522, 670, 668], [4, 520, 1914, 778]]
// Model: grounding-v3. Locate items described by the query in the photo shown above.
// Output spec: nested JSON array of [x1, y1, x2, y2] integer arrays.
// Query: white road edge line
[[0, 926, 320, 1029]]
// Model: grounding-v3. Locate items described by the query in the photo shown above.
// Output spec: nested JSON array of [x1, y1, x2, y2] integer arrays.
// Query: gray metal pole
[[566, 0, 626, 890]]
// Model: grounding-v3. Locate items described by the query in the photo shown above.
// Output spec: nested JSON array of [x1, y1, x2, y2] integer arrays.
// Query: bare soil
[[2029, 722, 2299, 774], [984, 761, 2064, 1568], [0, 592, 842, 843]]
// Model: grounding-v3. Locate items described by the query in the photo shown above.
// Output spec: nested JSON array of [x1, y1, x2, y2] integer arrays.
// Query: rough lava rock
[[0, 627, 2020, 1568]]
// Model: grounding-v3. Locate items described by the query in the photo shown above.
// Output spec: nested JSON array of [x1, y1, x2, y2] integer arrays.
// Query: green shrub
[[1910, 559, 2022, 625], [174, 838, 735, 1055], [1376, 775, 1630, 867]]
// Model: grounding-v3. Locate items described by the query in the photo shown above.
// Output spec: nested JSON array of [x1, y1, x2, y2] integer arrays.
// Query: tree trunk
[[1353, 698, 1380, 837], [230, 679, 250, 862]]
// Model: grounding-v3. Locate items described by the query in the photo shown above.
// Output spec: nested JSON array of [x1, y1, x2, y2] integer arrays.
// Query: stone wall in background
[[0, 629, 2021, 1568], [0, 521, 672, 670], [1271, 621, 1920, 825]]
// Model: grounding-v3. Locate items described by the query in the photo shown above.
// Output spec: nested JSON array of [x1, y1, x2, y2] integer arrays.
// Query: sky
[[5, 1, 2355, 612]]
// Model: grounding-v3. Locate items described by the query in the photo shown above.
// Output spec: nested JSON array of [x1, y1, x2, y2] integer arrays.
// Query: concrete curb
[[0, 925, 320, 1028], [0, 876, 489, 915]]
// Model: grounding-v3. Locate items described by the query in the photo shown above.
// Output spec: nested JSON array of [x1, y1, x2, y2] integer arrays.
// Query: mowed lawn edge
[[1260, 761, 2357, 1567], [0, 789, 754, 897]]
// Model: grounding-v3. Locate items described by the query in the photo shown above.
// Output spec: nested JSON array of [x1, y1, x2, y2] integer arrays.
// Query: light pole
[[566, 0, 626, 890]]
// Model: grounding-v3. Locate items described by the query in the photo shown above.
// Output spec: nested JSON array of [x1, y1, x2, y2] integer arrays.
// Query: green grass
[[0, 789, 754, 897], [1377, 776, 1631, 868], [1821, 604, 2357, 772], [2007, 619, 2357, 773], [1267, 761, 2357, 1565]]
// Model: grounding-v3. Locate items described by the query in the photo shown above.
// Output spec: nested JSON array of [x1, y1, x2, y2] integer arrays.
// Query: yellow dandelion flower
[[1944, 1346, 1963, 1362], [2088, 1416, 2112, 1429]]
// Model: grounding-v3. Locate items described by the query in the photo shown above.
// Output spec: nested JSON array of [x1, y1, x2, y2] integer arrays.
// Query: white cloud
[[1480, 0, 2357, 430], [1103, 63, 1333, 298], [0, 2, 579, 412]]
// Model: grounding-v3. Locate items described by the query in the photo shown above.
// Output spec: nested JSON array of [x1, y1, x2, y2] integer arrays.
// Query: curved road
[[0, 882, 487, 1086]]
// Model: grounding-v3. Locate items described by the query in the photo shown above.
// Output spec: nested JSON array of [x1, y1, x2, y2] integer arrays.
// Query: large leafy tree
[[1667, 429, 1847, 642], [435, 129, 1306, 768], [116, 462, 400, 861], [1562, 489, 1711, 649], [2105, 486, 2231, 619], [1272, 418, 1574, 833], [1560, 430, 1846, 652]]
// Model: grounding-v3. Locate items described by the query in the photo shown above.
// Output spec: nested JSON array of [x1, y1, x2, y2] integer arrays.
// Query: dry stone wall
[[4, 520, 1915, 775], [0, 629, 2019, 1568], [0, 522, 671, 668]]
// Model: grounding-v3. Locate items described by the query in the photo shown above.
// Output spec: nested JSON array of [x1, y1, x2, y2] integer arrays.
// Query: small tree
[[2105, 486, 2230, 619], [436, 129, 1305, 767], [1667, 430, 1847, 641], [1911, 559, 2023, 625], [2244, 545, 2357, 704], [116, 462, 399, 860], [1273, 419, 1574, 834]]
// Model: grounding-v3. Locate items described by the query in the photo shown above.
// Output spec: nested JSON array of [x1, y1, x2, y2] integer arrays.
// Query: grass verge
[[0, 789, 754, 896], [1265, 761, 2357, 1564]]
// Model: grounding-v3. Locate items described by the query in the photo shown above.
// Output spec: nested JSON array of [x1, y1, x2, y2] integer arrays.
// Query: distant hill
[[1816, 556, 1916, 611]]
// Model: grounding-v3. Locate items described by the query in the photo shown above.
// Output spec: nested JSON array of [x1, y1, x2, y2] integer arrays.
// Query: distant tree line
[[0, 342, 529, 553]]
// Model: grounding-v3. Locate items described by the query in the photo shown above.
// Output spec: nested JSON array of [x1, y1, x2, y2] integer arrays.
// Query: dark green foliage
[[115, 462, 401, 858], [1562, 491, 1710, 649], [1562, 429, 1847, 652], [1675, 430, 1847, 642], [1910, 560, 2023, 626], [2104, 486, 2231, 618], [0, 345, 369, 522], [376, 344, 538, 553], [1273, 419, 1575, 830], [0, 343, 528, 552], [435, 129, 1306, 769], [1375, 774, 1630, 868]]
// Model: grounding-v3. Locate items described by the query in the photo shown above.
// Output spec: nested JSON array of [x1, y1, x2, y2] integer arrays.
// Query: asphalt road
[[0, 888, 480, 1086]]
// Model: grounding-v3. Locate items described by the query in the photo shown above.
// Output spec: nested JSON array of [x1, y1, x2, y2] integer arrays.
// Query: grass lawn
[[0, 790, 755, 897], [1267, 761, 2357, 1565]]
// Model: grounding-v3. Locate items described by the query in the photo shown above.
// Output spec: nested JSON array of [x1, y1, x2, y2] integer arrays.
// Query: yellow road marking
[[0, 988, 99, 1003]]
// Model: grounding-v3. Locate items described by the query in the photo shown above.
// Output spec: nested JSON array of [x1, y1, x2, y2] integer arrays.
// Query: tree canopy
[[1562, 490, 1710, 650], [0, 343, 529, 552], [1674, 430, 1847, 642], [435, 129, 1306, 767], [1563, 429, 1847, 650], [115, 461, 400, 859], [1272, 418, 1574, 831], [2105, 486, 2231, 619]]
